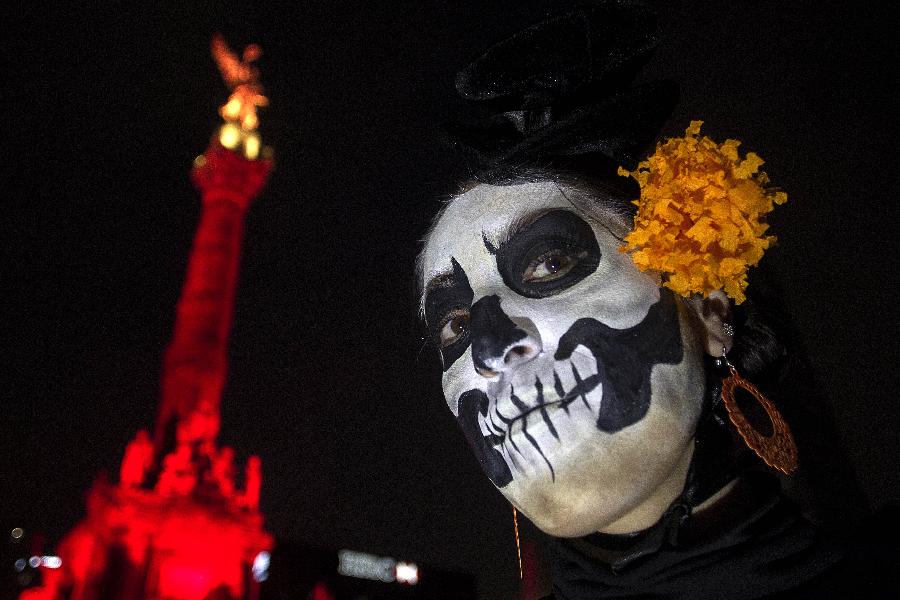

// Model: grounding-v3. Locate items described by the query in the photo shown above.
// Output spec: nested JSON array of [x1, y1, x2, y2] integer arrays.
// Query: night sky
[[4, 1, 898, 598]]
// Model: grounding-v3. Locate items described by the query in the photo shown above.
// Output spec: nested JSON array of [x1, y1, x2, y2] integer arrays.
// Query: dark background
[[4, 1, 898, 598]]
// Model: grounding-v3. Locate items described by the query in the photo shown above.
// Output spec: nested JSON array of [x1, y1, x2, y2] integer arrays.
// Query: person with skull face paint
[[418, 3, 898, 599]]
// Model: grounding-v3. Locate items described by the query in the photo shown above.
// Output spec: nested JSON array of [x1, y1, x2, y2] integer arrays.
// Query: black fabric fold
[[447, 81, 678, 174], [548, 473, 845, 599], [445, 1, 678, 181], [455, 2, 661, 109]]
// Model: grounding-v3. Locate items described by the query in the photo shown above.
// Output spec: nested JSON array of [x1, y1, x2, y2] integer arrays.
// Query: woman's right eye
[[521, 248, 585, 283], [438, 310, 470, 348]]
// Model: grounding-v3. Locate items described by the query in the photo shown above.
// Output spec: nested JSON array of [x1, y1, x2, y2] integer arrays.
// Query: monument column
[[154, 35, 273, 454], [20, 35, 276, 600]]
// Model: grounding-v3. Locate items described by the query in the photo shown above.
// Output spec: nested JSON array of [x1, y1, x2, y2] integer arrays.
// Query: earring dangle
[[512, 506, 523, 580], [719, 348, 799, 475]]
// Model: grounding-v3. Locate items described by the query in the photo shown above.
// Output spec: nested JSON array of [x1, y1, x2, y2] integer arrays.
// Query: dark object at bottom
[[544, 473, 900, 599], [259, 541, 476, 600]]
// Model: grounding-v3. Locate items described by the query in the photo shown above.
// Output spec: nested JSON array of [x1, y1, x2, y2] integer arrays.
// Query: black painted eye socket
[[423, 258, 474, 371], [496, 210, 602, 299], [438, 309, 471, 348]]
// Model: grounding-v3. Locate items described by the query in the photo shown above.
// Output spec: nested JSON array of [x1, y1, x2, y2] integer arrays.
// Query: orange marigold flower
[[619, 121, 787, 304]]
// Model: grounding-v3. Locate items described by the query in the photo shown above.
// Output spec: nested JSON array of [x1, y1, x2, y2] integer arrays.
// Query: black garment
[[545, 473, 898, 599]]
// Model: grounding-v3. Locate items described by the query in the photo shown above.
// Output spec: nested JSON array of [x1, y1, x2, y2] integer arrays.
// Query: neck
[[598, 446, 696, 535]]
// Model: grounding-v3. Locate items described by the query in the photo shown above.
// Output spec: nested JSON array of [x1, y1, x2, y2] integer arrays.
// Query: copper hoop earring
[[719, 349, 799, 475]]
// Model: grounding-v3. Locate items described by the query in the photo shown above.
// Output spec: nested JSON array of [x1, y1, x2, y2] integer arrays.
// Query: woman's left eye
[[522, 249, 585, 283]]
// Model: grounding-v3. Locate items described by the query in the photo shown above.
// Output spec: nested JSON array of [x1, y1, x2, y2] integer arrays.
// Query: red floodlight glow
[[18, 35, 274, 600]]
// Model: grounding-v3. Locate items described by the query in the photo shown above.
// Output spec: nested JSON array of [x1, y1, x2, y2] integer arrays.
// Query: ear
[[685, 290, 733, 357]]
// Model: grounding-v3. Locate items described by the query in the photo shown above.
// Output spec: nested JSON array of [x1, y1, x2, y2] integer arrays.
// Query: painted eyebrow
[[482, 207, 558, 253], [506, 208, 559, 241], [491, 182, 588, 245], [424, 270, 453, 298], [420, 269, 458, 318]]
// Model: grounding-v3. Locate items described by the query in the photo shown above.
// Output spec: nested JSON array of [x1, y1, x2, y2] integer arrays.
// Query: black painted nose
[[470, 295, 541, 378]]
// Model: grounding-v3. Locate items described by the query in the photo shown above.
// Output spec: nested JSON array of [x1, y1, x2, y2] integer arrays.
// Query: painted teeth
[[480, 360, 598, 440], [480, 354, 601, 466], [475, 350, 603, 481], [553, 370, 566, 401], [496, 360, 596, 407]]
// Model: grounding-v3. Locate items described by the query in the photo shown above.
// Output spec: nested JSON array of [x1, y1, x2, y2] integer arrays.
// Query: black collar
[[548, 473, 844, 599]]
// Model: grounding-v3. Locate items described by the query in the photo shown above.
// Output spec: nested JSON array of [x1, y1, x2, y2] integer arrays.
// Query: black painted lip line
[[487, 373, 601, 446]]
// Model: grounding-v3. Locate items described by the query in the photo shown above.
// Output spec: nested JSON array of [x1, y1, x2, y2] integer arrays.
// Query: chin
[[524, 498, 616, 538], [501, 405, 699, 538], [504, 475, 638, 537]]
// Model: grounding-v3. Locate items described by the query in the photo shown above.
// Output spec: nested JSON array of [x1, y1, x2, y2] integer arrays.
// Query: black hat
[[446, 1, 678, 183]]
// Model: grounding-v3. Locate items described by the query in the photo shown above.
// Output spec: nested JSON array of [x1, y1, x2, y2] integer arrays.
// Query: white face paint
[[420, 182, 707, 537]]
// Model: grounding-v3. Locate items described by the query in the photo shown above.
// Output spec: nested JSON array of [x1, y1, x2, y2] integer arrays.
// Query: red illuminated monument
[[23, 36, 275, 600]]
